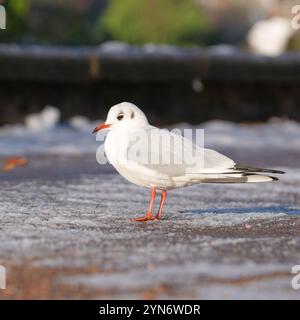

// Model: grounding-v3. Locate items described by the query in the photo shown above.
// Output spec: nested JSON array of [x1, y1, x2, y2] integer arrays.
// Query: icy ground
[[0, 115, 300, 299]]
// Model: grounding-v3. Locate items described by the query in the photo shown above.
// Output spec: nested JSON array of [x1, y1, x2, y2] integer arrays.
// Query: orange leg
[[131, 187, 156, 222], [153, 190, 167, 220]]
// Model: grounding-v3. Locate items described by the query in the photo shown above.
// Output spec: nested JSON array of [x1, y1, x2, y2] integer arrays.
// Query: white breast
[[104, 127, 174, 189]]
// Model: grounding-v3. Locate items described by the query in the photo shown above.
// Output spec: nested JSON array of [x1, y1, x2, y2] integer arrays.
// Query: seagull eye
[[117, 113, 124, 121]]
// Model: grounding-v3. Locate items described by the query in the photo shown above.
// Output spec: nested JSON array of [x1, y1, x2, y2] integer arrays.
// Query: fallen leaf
[[2, 157, 29, 173]]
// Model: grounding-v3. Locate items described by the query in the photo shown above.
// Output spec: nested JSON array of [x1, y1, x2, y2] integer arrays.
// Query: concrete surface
[[0, 150, 299, 299]]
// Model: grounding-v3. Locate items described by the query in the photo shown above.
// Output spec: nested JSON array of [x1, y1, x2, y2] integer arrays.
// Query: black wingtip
[[275, 170, 285, 174], [265, 169, 285, 174], [234, 165, 285, 175]]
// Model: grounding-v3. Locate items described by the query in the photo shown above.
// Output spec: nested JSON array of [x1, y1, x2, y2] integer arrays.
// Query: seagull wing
[[124, 127, 236, 177], [119, 127, 282, 186]]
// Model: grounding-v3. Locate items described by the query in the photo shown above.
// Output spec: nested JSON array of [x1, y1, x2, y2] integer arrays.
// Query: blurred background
[[1, 0, 299, 48], [0, 0, 300, 126]]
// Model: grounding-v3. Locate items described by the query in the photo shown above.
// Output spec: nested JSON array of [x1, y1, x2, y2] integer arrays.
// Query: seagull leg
[[131, 187, 156, 222], [153, 190, 167, 220]]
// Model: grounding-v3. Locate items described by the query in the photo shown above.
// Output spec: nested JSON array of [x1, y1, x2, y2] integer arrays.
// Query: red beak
[[92, 123, 111, 134]]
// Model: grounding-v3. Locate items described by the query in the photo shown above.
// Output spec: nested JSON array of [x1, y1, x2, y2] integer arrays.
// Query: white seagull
[[93, 102, 284, 222]]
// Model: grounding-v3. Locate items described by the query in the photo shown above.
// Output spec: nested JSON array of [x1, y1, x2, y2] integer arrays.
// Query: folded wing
[[125, 127, 235, 177]]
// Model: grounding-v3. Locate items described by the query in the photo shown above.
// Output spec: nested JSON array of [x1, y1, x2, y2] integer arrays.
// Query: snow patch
[[25, 106, 61, 132]]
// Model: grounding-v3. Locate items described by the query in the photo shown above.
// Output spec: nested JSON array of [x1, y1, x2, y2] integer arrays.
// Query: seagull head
[[92, 102, 149, 133]]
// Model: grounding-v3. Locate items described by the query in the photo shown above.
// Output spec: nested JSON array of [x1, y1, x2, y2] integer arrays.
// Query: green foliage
[[26, 6, 95, 45], [7, 0, 30, 16], [0, 0, 31, 41], [288, 33, 300, 52], [0, 0, 98, 45], [102, 0, 210, 45], [0, 0, 210, 46]]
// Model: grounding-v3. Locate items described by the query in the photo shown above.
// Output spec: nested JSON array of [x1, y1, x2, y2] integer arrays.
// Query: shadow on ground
[[181, 206, 300, 215]]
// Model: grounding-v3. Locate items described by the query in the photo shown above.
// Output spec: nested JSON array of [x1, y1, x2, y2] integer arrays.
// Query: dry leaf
[[2, 157, 29, 173]]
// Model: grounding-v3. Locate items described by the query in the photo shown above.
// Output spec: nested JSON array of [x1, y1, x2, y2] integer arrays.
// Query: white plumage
[[93, 102, 284, 221]]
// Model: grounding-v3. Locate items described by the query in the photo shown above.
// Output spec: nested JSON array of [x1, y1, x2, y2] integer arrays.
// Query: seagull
[[93, 102, 284, 222]]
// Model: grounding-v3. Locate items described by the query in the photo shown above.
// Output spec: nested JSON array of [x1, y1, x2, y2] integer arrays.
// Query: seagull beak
[[92, 123, 111, 134]]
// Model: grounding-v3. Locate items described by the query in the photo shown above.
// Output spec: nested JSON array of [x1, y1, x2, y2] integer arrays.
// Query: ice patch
[[25, 106, 60, 132], [0, 116, 300, 157], [69, 116, 91, 131]]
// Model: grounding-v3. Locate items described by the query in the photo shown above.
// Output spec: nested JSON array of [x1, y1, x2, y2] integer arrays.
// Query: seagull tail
[[186, 165, 284, 183], [244, 174, 278, 183], [200, 173, 279, 183]]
